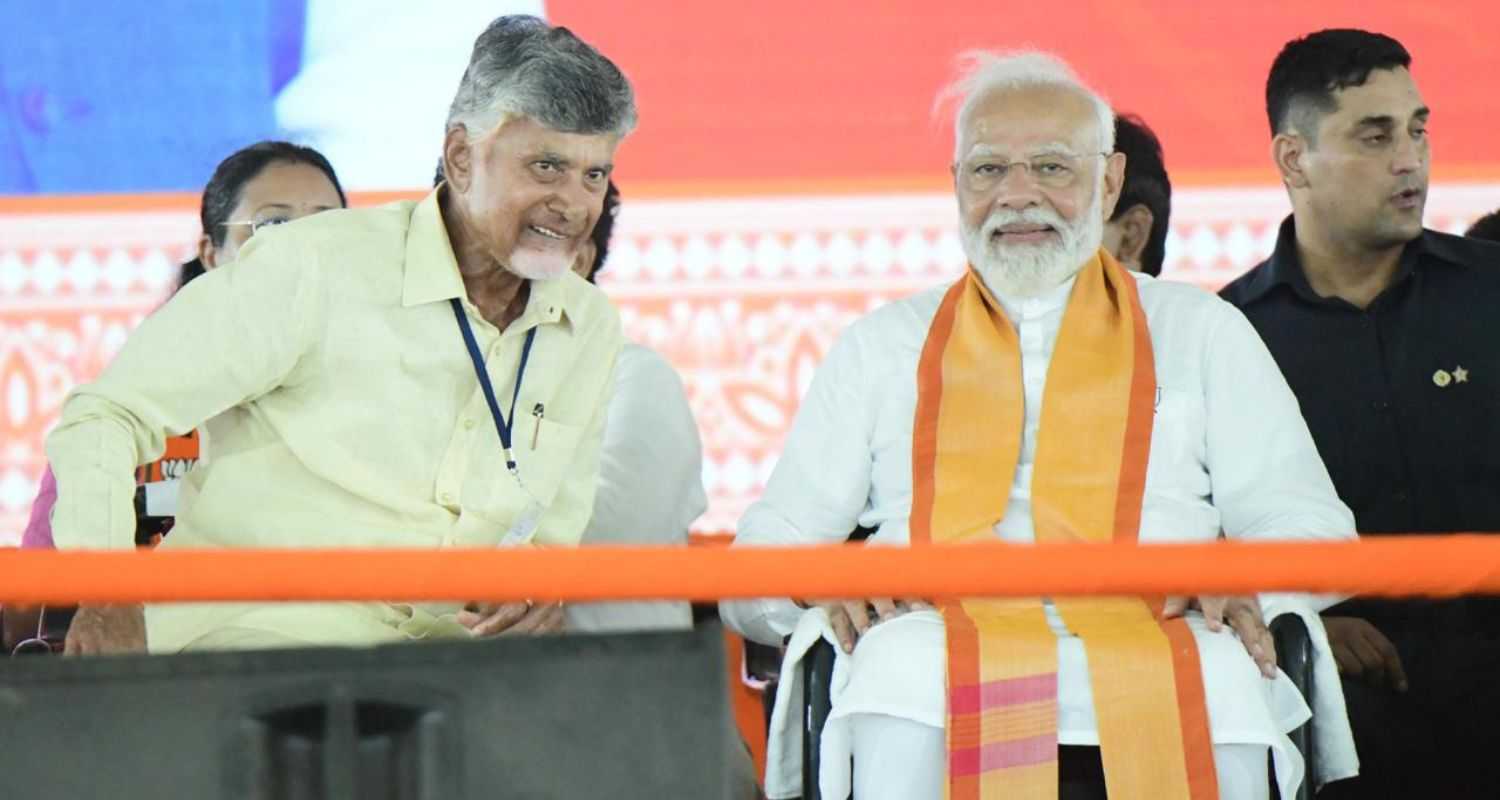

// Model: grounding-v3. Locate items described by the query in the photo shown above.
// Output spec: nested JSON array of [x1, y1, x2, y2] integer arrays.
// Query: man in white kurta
[[721, 51, 1358, 800], [566, 342, 707, 632], [557, 184, 708, 633]]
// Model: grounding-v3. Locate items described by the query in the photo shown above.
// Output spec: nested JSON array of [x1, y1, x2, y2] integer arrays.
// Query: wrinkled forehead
[[958, 84, 1102, 159]]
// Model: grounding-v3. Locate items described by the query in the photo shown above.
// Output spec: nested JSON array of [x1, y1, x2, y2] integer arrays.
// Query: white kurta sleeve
[[1201, 301, 1362, 785], [1205, 301, 1357, 552], [721, 324, 879, 645], [568, 345, 704, 633]]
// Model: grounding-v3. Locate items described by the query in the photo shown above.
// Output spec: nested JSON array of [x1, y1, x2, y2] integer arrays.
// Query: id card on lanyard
[[451, 298, 544, 546]]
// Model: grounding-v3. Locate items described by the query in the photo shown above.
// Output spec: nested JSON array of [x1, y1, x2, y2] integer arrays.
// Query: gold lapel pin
[[1433, 369, 1453, 388], [1454, 365, 1470, 384]]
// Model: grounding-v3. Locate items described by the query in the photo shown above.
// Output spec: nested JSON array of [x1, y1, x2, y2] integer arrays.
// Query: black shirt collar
[[1237, 215, 1470, 307]]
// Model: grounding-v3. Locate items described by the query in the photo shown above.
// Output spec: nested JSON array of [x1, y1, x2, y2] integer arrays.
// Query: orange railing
[[8, 534, 1497, 781], [3, 536, 1499, 606]]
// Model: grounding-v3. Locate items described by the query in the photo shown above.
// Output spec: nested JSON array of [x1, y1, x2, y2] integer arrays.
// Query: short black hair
[[584, 181, 621, 282], [180, 141, 346, 290], [1266, 29, 1412, 141], [1111, 114, 1172, 277], [1468, 209, 1500, 243]]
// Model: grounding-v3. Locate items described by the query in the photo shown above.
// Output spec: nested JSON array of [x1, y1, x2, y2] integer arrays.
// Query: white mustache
[[980, 208, 1071, 242]]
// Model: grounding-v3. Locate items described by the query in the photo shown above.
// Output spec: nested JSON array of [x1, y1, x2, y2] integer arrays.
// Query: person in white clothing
[[720, 51, 1359, 800], [564, 182, 708, 633], [548, 181, 757, 799]]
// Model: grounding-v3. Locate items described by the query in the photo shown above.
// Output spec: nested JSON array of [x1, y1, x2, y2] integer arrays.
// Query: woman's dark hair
[[177, 141, 346, 290]]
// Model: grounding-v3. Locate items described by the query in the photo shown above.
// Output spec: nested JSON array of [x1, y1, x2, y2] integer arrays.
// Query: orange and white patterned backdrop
[[4, 1, 1499, 541], [2, 185, 1495, 540]]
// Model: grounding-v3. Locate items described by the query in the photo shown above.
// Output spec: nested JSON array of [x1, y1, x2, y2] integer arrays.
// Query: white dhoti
[[765, 608, 1340, 800], [848, 713, 1269, 800]]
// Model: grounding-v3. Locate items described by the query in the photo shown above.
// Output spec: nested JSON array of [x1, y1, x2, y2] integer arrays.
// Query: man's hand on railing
[[64, 604, 146, 655]]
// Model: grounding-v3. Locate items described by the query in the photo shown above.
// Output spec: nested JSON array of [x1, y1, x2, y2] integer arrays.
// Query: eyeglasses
[[960, 151, 1108, 192], [219, 215, 294, 236]]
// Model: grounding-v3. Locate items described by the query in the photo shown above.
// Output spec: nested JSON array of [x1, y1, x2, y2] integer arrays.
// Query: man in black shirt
[[1222, 29, 1500, 798]]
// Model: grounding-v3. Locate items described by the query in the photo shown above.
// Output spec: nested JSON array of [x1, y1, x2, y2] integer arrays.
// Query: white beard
[[508, 248, 573, 281], [961, 185, 1105, 299]]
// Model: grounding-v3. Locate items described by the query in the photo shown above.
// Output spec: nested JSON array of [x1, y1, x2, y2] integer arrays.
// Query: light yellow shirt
[[45, 190, 622, 649]]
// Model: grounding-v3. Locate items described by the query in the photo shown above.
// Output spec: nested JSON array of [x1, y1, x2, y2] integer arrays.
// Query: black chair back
[[801, 637, 840, 800]]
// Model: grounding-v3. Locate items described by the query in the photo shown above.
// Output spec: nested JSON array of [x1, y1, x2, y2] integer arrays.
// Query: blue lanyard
[[450, 298, 537, 473]]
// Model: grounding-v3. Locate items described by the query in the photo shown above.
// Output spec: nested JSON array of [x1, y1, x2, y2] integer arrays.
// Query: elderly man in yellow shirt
[[46, 15, 634, 654]]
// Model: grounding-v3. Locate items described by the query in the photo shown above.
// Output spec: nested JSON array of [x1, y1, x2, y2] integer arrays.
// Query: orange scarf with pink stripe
[[911, 249, 1217, 799]]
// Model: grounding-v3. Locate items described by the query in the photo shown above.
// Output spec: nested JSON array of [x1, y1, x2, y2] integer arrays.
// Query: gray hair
[[447, 15, 637, 139], [939, 50, 1115, 160]]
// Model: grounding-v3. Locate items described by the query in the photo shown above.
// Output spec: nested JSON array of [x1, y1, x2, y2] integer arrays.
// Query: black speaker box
[[0, 624, 734, 799]]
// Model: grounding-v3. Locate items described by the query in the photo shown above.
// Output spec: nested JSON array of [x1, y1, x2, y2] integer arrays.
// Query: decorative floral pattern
[[1, 187, 1492, 540]]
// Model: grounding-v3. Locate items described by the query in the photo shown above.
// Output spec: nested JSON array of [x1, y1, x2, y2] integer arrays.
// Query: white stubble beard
[[961, 182, 1106, 299], [507, 248, 574, 281]]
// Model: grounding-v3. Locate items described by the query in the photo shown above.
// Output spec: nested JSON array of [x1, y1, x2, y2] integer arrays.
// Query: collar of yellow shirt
[[400, 188, 583, 332]]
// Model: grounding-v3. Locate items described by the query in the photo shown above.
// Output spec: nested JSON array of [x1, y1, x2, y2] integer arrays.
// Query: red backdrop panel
[[549, 1, 1500, 190]]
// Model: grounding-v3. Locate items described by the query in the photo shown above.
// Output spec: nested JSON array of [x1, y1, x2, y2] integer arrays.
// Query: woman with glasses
[[4, 141, 346, 655], [178, 140, 347, 285]]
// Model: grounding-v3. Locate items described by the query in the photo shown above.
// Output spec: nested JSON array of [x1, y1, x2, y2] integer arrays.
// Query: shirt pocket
[[1423, 355, 1500, 490], [515, 416, 585, 508], [1147, 385, 1210, 498]]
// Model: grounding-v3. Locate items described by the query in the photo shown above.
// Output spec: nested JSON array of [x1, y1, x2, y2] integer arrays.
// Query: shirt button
[[439, 492, 455, 505], [463, 418, 477, 430], [1393, 489, 1409, 504], [1371, 400, 1391, 412]]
